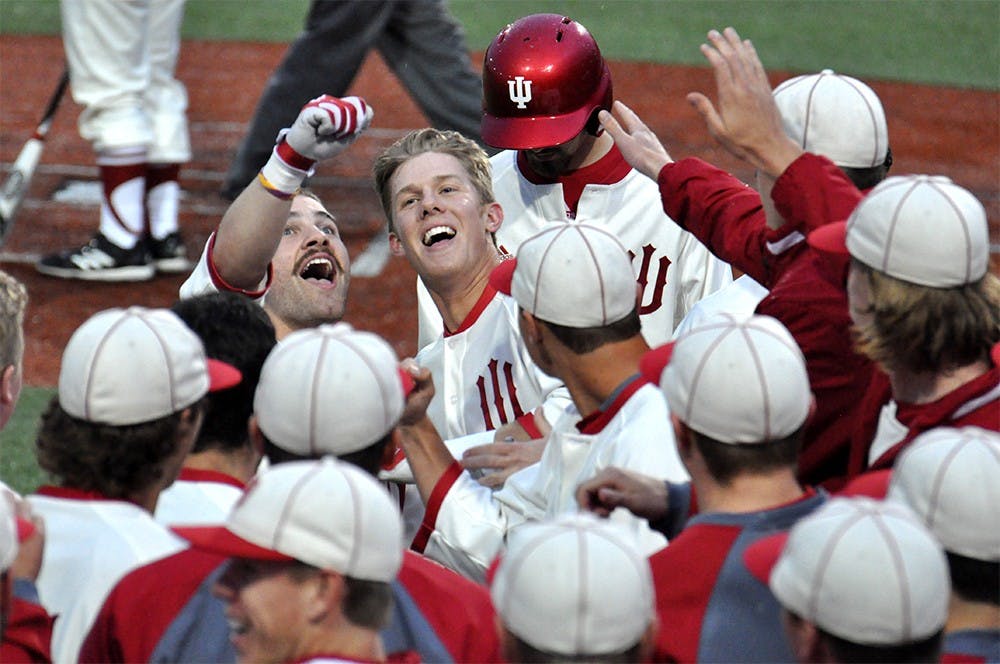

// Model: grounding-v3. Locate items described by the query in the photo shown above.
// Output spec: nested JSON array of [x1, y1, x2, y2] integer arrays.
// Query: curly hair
[[851, 261, 1000, 374], [35, 396, 204, 498], [172, 292, 276, 453], [372, 128, 495, 234]]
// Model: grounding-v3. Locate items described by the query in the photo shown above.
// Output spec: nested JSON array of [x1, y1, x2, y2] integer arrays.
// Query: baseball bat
[[0, 68, 71, 243]]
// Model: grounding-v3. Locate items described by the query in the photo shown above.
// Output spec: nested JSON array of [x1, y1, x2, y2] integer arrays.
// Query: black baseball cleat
[[36, 233, 155, 282], [148, 231, 193, 274]]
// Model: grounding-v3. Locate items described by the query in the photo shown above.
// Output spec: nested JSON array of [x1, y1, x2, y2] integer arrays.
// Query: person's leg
[[38, 0, 154, 281], [145, 0, 191, 272], [376, 0, 486, 148], [220, 0, 393, 199]]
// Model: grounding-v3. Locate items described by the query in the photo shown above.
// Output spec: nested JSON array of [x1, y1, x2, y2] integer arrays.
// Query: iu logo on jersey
[[476, 358, 525, 429], [508, 76, 533, 109], [629, 244, 671, 315]]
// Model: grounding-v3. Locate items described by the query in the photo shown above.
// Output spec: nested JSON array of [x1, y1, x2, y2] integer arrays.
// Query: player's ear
[[670, 414, 692, 458], [388, 230, 406, 257], [520, 310, 542, 344], [248, 415, 266, 452], [0, 364, 16, 406], [637, 616, 659, 663], [484, 201, 503, 234], [782, 609, 823, 663]]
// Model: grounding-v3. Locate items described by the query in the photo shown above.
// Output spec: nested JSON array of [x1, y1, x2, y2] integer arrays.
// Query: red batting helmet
[[481, 14, 613, 150]]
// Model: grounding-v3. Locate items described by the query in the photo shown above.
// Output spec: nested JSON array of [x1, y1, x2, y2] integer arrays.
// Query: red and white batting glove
[[258, 95, 373, 199]]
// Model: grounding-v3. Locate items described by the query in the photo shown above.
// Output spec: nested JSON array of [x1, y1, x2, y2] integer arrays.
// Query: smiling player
[[181, 95, 370, 339], [374, 129, 570, 447]]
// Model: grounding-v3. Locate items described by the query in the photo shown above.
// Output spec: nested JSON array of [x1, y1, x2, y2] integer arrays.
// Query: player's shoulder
[[489, 149, 519, 180]]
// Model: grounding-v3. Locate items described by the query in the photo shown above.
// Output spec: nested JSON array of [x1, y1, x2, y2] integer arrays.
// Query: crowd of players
[[1, 15, 997, 664]]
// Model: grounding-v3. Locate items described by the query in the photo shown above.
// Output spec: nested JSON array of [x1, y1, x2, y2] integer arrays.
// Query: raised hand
[[686, 27, 801, 176], [258, 95, 373, 198], [598, 100, 674, 181], [283, 95, 374, 162]]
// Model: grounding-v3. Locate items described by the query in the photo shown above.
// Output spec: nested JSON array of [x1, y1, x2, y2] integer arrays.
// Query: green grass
[[0, 0, 996, 88], [0, 386, 53, 495]]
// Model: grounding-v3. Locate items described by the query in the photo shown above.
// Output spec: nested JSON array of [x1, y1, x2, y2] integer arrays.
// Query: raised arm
[[687, 28, 803, 177], [211, 96, 373, 290]]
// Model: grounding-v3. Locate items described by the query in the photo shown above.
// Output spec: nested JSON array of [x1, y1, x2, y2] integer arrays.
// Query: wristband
[[258, 143, 315, 199], [256, 172, 298, 200]]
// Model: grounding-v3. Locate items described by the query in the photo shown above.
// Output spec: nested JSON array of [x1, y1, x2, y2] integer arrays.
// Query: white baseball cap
[[175, 457, 403, 582], [887, 426, 1000, 562], [808, 174, 989, 287], [773, 69, 889, 168], [253, 323, 413, 457], [489, 223, 637, 328], [489, 513, 655, 656], [58, 306, 242, 426], [640, 313, 811, 444], [744, 496, 950, 645]]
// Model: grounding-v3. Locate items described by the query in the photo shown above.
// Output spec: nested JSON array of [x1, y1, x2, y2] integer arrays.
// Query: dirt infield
[[1, 35, 997, 386]]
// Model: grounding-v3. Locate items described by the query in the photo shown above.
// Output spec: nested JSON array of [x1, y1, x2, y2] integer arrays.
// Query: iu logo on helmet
[[508, 76, 533, 109]]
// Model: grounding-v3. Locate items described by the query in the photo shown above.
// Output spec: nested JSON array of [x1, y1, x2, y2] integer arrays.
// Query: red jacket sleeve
[[657, 158, 774, 284], [770, 152, 864, 235], [1, 596, 54, 663]]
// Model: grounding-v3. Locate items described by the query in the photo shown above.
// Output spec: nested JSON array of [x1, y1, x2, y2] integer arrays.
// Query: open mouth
[[422, 225, 456, 247], [299, 255, 336, 282]]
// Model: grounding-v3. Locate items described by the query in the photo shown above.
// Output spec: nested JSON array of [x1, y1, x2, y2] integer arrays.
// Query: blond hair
[[851, 261, 1000, 374], [371, 128, 495, 233], [0, 270, 28, 370]]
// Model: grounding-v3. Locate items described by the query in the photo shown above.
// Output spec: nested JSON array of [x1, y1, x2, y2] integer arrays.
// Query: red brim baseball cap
[[489, 258, 518, 296], [173, 525, 295, 562], [638, 343, 676, 386], [397, 368, 415, 397], [837, 469, 892, 499], [807, 221, 850, 256], [16, 516, 36, 543], [481, 108, 593, 151], [207, 359, 242, 393], [743, 532, 790, 586]]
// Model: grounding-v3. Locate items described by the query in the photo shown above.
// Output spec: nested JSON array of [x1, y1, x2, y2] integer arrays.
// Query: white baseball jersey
[[27, 490, 187, 664], [417, 286, 571, 440], [671, 274, 769, 339], [492, 149, 732, 345], [154, 469, 245, 526], [416, 378, 689, 581], [391, 287, 570, 544], [415, 149, 733, 350]]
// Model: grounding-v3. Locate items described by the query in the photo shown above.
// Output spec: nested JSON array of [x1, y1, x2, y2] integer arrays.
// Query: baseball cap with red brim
[[808, 175, 989, 288], [488, 224, 636, 328], [59, 307, 242, 426], [488, 257, 518, 295], [806, 221, 850, 257], [742, 497, 949, 645], [253, 323, 414, 458], [743, 531, 790, 586], [174, 458, 403, 582], [638, 342, 674, 385], [173, 523, 295, 562]]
